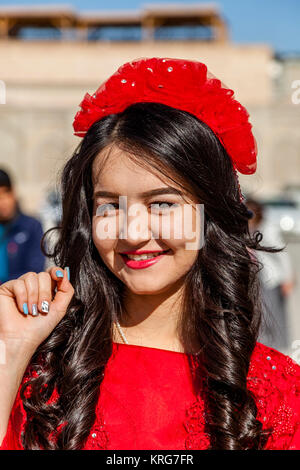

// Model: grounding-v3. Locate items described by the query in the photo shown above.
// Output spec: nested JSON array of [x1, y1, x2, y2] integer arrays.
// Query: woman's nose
[[120, 203, 152, 243]]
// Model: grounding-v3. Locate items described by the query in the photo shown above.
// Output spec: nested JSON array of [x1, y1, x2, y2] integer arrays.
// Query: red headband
[[73, 57, 258, 202]]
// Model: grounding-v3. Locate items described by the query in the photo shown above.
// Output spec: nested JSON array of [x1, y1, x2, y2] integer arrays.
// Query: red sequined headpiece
[[73, 57, 258, 202]]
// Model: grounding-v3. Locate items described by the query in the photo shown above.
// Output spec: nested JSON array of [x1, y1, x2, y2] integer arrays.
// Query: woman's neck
[[115, 282, 185, 351], [112, 324, 186, 353]]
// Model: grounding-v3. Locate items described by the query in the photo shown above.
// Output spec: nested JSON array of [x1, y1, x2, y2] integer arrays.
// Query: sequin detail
[[83, 407, 109, 450], [73, 57, 258, 176]]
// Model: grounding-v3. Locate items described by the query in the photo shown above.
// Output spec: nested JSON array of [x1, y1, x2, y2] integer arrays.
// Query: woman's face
[[91, 144, 203, 295], [0, 186, 17, 222]]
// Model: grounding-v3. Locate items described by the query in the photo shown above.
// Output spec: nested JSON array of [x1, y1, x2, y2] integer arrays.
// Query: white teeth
[[126, 251, 167, 261]]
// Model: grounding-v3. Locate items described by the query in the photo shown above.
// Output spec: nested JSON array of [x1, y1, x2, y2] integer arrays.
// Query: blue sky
[[0, 0, 299, 54]]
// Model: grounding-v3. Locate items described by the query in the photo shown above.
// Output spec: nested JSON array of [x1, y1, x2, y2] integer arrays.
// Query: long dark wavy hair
[[20, 102, 283, 450]]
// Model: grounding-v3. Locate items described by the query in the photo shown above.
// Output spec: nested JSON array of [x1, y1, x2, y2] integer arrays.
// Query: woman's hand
[[0, 266, 74, 356]]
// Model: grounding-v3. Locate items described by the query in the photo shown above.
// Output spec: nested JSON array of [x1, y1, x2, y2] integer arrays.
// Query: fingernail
[[23, 302, 28, 315], [41, 301, 49, 313], [32, 304, 38, 316], [56, 270, 64, 278], [65, 267, 70, 281]]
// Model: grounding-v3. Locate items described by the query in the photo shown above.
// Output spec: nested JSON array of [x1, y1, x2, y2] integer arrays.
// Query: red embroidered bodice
[[1, 341, 299, 450]]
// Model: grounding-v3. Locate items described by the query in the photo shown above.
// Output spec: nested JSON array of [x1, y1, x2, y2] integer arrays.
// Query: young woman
[[0, 57, 299, 451]]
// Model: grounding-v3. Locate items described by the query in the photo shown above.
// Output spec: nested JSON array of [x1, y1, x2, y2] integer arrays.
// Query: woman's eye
[[95, 201, 179, 216], [96, 203, 119, 216], [150, 202, 178, 212]]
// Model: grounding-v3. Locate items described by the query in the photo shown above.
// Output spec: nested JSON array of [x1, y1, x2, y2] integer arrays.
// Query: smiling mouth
[[121, 249, 171, 260]]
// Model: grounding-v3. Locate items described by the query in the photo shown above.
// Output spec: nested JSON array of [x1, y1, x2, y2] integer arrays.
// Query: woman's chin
[[124, 282, 171, 296]]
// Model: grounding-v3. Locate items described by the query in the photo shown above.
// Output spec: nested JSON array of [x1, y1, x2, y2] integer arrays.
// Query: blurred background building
[[0, 1, 299, 358]]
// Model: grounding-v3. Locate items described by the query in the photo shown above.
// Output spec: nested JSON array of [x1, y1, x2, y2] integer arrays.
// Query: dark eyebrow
[[92, 187, 184, 199]]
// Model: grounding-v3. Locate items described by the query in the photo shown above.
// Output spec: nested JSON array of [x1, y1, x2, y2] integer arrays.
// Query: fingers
[[37, 267, 72, 317], [22, 272, 39, 316], [2, 266, 73, 317], [0, 276, 39, 316], [18, 270, 52, 316], [4, 278, 29, 315], [49, 267, 74, 322], [37, 272, 53, 315]]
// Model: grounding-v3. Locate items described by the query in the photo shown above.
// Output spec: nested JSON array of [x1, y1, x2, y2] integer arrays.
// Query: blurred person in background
[[246, 197, 295, 352], [37, 188, 62, 270], [38, 188, 62, 233], [0, 168, 46, 284]]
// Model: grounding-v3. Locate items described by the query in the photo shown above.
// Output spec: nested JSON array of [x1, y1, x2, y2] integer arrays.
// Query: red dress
[[1, 341, 299, 450]]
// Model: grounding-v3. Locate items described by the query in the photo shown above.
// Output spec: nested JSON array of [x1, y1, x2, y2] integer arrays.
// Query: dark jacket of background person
[[0, 204, 45, 284]]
